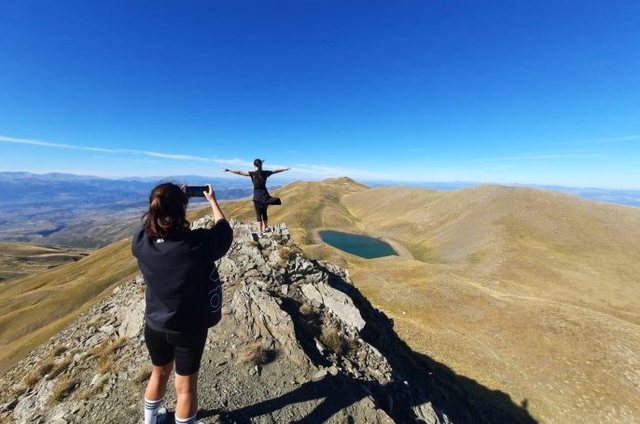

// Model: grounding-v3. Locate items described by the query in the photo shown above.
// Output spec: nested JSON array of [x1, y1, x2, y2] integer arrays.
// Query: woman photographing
[[132, 183, 233, 424], [223, 159, 290, 235]]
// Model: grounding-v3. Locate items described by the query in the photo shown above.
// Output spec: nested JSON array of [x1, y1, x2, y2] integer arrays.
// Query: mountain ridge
[[0, 219, 535, 423], [215, 178, 640, 423], [2, 178, 639, 422]]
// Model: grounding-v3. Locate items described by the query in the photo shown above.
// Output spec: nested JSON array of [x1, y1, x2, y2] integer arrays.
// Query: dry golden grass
[[133, 366, 152, 385], [98, 337, 126, 357], [21, 359, 55, 387], [90, 337, 126, 374], [218, 178, 640, 423], [0, 238, 138, 371], [50, 375, 79, 403], [72, 386, 92, 401], [319, 324, 355, 357], [319, 325, 344, 355], [277, 246, 297, 268], [0, 242, 89, 283], [4, 178, 639, 422], [46, 356, 72, 380], [98, 359, 115, 374], [238, 341, 268, 366], [72, 374, 108, 401], [299, 303, 315, 318], [11, 383, 30, 398], [296, 302, 322, 341], [52, 345, 68, 357]]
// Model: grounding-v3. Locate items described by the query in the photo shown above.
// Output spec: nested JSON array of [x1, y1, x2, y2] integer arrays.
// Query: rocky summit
[[0, 218, 532, 424]]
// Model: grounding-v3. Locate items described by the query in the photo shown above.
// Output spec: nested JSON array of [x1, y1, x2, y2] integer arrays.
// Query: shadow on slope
[[206, 264, 537, 424], [324, 265, 537, 423], [214, 370, 535, 423]]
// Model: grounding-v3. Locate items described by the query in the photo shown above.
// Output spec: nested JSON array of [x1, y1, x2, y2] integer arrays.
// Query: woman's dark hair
[[142, 183, 189, 238], [253, 158, 265, 186]]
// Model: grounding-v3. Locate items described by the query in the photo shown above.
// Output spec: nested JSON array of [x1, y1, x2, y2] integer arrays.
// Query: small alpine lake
[[319, 230, 398, 259]]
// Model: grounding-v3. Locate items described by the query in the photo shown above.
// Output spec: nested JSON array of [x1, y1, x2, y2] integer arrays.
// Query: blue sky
[[0, 1, 639, 188]]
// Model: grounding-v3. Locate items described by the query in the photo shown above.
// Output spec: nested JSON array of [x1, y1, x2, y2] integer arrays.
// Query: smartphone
[[184, 185, 209, 198]]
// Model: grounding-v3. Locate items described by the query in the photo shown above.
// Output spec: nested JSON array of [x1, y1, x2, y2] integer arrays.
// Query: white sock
[[144, 397, 163, 424], [175, 413, 197, 424]]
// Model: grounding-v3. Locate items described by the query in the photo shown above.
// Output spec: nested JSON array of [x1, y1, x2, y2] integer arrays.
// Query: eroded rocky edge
[[0, 219, 458, 424]]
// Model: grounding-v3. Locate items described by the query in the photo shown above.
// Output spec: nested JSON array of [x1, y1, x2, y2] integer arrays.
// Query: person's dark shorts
[[253, 201, 268, 222], [144, 323, 208, 375]]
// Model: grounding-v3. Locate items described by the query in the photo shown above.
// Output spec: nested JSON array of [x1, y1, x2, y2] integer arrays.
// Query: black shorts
[[144, 324, 208, 376], [253, 201, 268, 222]]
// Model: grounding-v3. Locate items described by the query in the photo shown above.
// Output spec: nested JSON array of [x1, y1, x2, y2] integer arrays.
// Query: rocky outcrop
[[0, 219, 455, 423]]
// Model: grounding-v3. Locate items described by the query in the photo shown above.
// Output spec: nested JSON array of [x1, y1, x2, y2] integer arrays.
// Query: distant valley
[[0, 172, 260, 248]]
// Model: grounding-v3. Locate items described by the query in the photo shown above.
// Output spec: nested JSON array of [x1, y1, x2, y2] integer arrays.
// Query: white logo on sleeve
[[208, 268, 222, 313]]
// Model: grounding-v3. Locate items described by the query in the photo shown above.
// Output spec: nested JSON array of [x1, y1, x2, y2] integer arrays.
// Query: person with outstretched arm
[[132, 183, 233, 424], [223, 158, 290, 235]]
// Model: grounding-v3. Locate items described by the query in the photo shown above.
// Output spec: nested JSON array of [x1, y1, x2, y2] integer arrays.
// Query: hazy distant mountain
[[370, 180, 640, 207], [0, 172, 262, 247], [2, 171, 636, 249], [533, 184, 640, 206], [0, 171, 256, 206]]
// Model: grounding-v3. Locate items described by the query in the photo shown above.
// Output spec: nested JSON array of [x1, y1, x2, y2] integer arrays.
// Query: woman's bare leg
[[145, 362, 173, 400], [175, 372, 198, 419]]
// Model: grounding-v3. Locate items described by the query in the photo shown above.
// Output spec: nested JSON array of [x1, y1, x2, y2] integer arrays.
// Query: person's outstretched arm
[[202, 184, 233, 260], [271, 167, 291, 174], [204, 184, 226, 223], [222, 168, 250, 176]]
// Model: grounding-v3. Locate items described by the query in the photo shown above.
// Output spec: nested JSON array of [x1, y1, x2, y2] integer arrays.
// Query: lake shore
[[311, 227, 414, 259]]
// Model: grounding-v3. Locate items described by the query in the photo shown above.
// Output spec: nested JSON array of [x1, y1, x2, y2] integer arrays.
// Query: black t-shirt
[[249, 170, 273, 191], [131, 219, 233, 332]]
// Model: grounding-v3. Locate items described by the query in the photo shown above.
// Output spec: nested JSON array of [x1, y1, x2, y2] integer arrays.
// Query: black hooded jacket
[[132, 219, 233, 332]]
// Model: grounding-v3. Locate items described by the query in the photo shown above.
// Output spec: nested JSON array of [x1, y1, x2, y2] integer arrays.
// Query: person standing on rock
[[132, 183, 233, 424], [223, 158, 290, 235]]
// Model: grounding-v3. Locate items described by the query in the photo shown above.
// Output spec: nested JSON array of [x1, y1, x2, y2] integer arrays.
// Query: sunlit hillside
[[0, 242, 89, 282], [3, 178, 639, 422], [217, 178, 640, 423], [201, 177, 368, 252], [0, 239, 138, 369]]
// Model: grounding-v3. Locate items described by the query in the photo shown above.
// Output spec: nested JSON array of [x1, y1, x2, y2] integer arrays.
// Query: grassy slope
[[218, 179, 640, 423], [0, 239, 139, 369], [0, 203, 218, 370], [0, 204, 225, 371], [343, 185, 640, 322], [343, 185, 640, 422], [196, 177, 368, 262], [3, 179, 639, 421], [0, 242, 90, 282], [0, 206, 222, 371]]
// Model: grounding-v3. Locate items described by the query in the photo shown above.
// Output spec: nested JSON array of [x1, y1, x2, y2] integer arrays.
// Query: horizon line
[[2, 169, 639, 192]]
